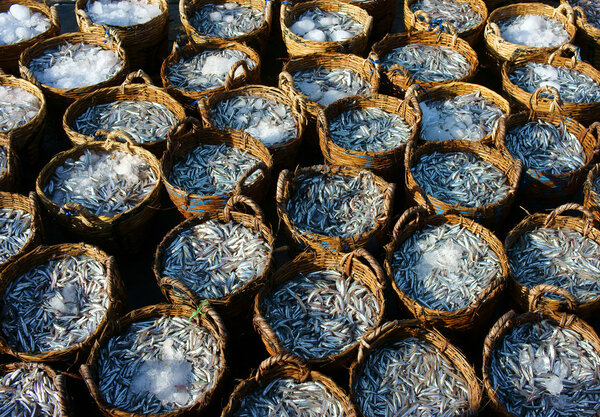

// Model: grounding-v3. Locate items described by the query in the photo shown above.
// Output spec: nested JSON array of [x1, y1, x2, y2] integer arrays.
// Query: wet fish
[[291, 67, 372, 106], [410, 0, 483, 33], [190, 2, 264, 38], [0, 208, 31, 265]]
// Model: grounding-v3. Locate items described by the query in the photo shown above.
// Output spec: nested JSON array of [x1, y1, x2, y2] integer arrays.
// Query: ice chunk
[[305, 29, 326, 42]]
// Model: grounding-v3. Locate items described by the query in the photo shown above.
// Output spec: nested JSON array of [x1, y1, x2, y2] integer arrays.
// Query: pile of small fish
[[44, 149, 158, 217], [0, 364, 63, 417], [160, 220, 270, 300], [261, 270, 379, 359], [190, 2, 264, 38], [489, 319, 600, 416], [291, 67, 372, 106], [0, 4, 50, 45], [86, 0, 162, 27], [210, 95, 297, 147], [29, 42, 123, 89], [97, 315, 222, 414], [381, 44, 471, 83], [73, 100, 178, 144], [328, 107, 413, 153], [0, 208, 31, 265], [168, 143, 261, 195], [505, 121, 586, 175], [568, 0, 600, 29], [508, 227, 600, 303], [497, 15, 570, 48], [286, 170, 386, 238], [167, 49, 256, 92], [1, 255, 109, 353], [0, 85, 41, 132], [391, 223, 502, 311], [410, 0, 483, 33], [419, 92, 505, 141], [509, 63, 600, 103], [289, 8, 363, 42], [0, 145, 8, 178], [353, 337, 471, 416], [233, 378, 345, 417], [411, 151, 511, 207]]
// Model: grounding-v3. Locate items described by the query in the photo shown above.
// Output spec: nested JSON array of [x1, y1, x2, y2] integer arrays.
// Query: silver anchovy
[[291, 67, 372, 106], [0, 208, 32, 265], [410, 0, 482, 33], [0, 85, 41, 132], [190, 2, 264, 38]]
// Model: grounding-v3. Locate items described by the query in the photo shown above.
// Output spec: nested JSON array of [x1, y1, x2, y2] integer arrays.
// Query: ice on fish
[[0, 4, 50, 45], [190, 2, 264, 38], [86, 0, 162, 27], [289, 8, 363, 42], [291, 67, 372, 106], [498, 14, 570, 48], [0, 85, 41, 132]]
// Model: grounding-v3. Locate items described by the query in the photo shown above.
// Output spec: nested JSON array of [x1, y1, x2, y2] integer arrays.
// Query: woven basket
[[564, 0, 600, 69], [81, 303, 227, 417], [0, 132, 18, 192], [384, 206, 509, 332], [19, 31, 128, 110], [35, 132, 162, 253], [0, 243, 124, 364], [484, 3, 577, 71], [180, 0, 273, 53], [343, 0, 396, 38], [482, 308, 600, 417], [161, 117, 272, 218], [317, 94, 421, 181], [160, 38, 261, 110], [369, 29, 479, 96], [198, 84, 306, 168], [504, 203, 600, 318], [276, 164, 394, 252], [349, 320, 482, 415], [280, 0, 373, 57], [75, 0, 168, 71], [0, 0, 60, 74], [501, 44, 600, 125], [405, 0, 488, 46], [254, 249, 386, 370], [154, 195, 275, 318], [63, 70, 185, 158], [404, 138, 522, 229], [584, 162, 600, 226]]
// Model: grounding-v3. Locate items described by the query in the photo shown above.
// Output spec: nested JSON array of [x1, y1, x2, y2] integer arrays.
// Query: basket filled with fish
[[280, 0, 372, 57], [0, 362, 69, 416], [502, 44, 600, 125], [384, 206, 509, 332], [198, 84, 306, 168], [161, 117, 272, 218], [583, 162, 600, 226], [317, 94, 420, 180], [180, 0, 273, 53], [0, 0, 60, 74], [349, 320, 482, 417], [75, 0, 168, 71], [222, 354, 358, 417], [483, 308, 600, 417], [161, 38, 260, 109], [35, 131, 162, 252], [154, 195, 274, 318], [563, 0, 600, 68], [19, 31, 128, 109], [254, 249, 386, 369], [344, 0, 396, 39], [404, 0, 488, 46], [80, 303, 227, 416], [0, 132, 18, 192], [0, 243, 124, 364], [276, 165, 394, 252], [369, 27, 478, 96], [63, 70, 185, 157], [484, 3, 576, 71], [504, 203, 600, 318]]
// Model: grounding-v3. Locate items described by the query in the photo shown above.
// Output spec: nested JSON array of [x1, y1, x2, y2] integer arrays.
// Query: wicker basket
[[405, 0, 488, 46], [317, 94, 421, 180], [35, 132, 163, 253], [349, 320, 482, 415], [63, 70, 185, 158], [254, 249, 386, 370], [160, 38, 261, 110], [198, 84, 306, 168], [0, 132, 18, 192], [75, 0, 168, 71], [343, 0, 396, 38], [161, 117, 272, 218], [81, 303, 227, 417], [280, 0, 373, 57], [504, 203, 600, 318], [564, 0, 600, 69], [0, 0, 60, 75], [154, 195, 275, 318], [584, 162, 600, 226], [0, 243, 124, 364], [276, 164, 394, 252], [384, 206, 509, 332]]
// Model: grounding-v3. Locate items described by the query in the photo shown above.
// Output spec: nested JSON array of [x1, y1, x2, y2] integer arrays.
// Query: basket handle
[[224, 194, 265, 224], [573, 5, 589, 26], [278, 71, 295, 98], [492, 115, 509, 153], [398, 94, 422, 124], [485, 21, 501, 37], [388, 64, 414, 86], [543, 203, 594, 236], [340, 248, 385, 289], [411, 9, 431, 29], [60, 202, 96, 224], [529, 284, 577, 311], [122, 70, 154, 87], [548, 43, 579, 68], [50, 5, 60, 30], [19, 65, 42, 88], [482, 310, 517, 359], [233, 161, 268, 196], [530, 86, 563, 114], [75, 8, 93, 27], [224, 60, 250, 91], [104, 27, 123, 51], [256, 354, 310, 383], [579, 121, 600, 159], [357, 320, 400, 363], [159, 276, 200, 306], [276, 169, 291, 205], [553, 3, 575, 26], [292, 95, 307, 128], [166, 117, 202, 152], [95, 129, 137, 147], [392, 206, 430, 242]]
